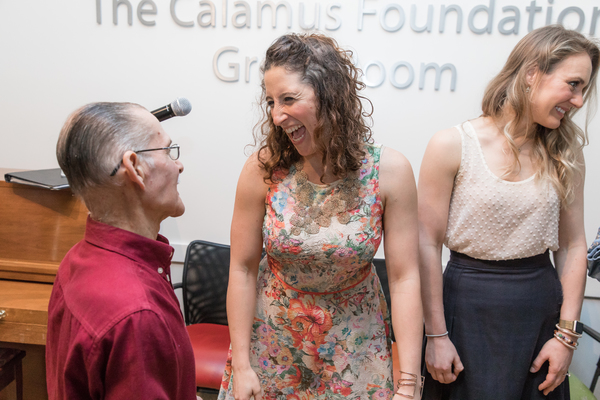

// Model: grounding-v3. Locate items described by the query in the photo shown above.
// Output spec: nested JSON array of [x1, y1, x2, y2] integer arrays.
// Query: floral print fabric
[[218, 143, 393, 399]]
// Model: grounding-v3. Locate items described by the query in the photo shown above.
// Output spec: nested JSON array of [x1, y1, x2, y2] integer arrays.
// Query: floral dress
[[218, 143, 393, 400]]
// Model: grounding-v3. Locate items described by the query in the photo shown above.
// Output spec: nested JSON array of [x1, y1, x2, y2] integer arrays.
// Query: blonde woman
[[419, 25, 599, 400]]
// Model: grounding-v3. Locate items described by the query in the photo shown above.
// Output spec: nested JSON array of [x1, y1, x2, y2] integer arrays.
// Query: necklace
[[501, 123, 529, 153], [289, 162, 361, 236]]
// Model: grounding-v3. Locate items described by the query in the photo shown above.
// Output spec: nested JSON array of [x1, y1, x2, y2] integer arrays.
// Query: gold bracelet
[[555, 323, 583, 338], [558, 319, 583, 335], [554, 332, 577, 350], [396, 371, 424, 399]]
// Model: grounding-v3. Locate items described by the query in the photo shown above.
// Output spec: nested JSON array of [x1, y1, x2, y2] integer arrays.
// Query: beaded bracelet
[[555, 323, 582, 338], [554, 330, 578, 347], [396, 371, 425, 399], [554, 331, 577, 350]]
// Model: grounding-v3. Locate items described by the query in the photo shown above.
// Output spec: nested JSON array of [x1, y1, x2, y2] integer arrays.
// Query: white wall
[[2, 0, 600, 381]]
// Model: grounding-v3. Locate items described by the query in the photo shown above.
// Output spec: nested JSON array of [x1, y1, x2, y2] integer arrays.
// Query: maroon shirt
[[46, 217, 196, 400]]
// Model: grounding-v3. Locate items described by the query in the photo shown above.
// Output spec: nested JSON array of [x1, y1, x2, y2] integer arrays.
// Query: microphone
[[151, 97, 192, 122]]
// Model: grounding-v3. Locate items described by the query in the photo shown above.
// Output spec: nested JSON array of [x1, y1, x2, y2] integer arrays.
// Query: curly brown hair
[[255, 33, 373, 183]]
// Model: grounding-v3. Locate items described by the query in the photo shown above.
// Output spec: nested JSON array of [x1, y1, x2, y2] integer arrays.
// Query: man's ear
[[122, 151, 146, 190]]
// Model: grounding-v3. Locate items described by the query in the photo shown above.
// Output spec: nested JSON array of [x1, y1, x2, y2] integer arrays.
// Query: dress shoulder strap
[[454, 121, 484, 179]]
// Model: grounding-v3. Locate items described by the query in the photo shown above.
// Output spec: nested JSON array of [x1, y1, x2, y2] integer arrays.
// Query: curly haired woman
[[218, 33, 423, 400]]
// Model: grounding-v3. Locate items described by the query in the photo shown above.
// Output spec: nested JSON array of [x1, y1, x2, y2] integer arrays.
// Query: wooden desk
[[0, 177, 88, 283], [0, 170, 88, 400], [0, 281, 51, 400], [0, 281, 52, 346]]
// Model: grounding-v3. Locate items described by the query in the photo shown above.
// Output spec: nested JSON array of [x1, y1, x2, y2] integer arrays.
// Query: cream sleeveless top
[[444, 121, 560, 261]]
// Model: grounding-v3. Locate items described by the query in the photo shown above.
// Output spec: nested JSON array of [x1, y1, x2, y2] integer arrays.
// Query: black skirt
[[422, 250, 570, 400]]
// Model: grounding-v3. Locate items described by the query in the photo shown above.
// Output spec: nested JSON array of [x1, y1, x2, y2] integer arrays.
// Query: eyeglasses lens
[[169, 146, 180, 160]]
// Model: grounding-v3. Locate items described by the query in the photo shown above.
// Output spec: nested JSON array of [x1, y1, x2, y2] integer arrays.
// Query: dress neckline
[[463, 120, 536, 185], [292, 163, 344, 188]]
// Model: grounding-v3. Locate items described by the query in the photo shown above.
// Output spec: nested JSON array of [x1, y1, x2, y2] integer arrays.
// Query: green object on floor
[[570, 373, 598, 400]]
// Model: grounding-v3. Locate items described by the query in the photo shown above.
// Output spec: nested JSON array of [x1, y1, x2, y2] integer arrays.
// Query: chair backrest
[[372, 258, 395, 341], [180, 240, 231, 326], [582, 323, 600, 393]]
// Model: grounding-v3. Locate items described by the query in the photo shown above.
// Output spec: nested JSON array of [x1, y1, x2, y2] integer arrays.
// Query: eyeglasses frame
[[109, 144, 180, 176]]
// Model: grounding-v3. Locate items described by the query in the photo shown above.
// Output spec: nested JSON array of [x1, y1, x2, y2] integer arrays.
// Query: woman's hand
[[393, 393, 421, 400], [529, 337, 574, 395], [393, 387, 422, 399], [425, 336, 464, 384], [418, 127, 463, 387], [380, 148, 423, 399], [228, 152, 269, 400], [531, 149, 584, 396], [232, 366, 263, 400], [393, 372, 423, 400]]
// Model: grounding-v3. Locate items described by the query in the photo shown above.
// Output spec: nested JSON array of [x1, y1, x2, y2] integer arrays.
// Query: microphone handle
[[152, 105, 173, 122]]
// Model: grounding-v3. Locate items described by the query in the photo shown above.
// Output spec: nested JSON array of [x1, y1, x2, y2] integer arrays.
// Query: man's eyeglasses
[[110, 144, 180, 176]]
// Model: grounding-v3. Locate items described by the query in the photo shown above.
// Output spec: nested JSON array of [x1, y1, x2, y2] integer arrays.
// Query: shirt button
[[158, 267, 164, 274]]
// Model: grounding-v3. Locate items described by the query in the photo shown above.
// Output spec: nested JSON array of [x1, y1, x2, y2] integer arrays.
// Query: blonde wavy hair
[[482, 25, 600, 205]]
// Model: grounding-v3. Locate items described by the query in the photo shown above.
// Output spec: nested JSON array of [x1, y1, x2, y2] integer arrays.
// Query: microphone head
[[170, 97, 192, 117]]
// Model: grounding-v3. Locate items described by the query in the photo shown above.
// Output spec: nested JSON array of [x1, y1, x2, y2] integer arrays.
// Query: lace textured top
[[444, 121, 560, 261]]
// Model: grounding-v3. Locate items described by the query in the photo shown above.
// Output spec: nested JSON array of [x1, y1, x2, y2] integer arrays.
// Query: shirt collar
[[83, 216, 174, 269]]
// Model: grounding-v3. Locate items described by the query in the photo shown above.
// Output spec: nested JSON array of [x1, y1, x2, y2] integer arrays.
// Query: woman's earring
[[526, 87, 530, 93]]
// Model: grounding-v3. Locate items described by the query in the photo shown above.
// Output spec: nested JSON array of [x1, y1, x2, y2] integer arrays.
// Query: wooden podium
[[0, 170, 88, 400]]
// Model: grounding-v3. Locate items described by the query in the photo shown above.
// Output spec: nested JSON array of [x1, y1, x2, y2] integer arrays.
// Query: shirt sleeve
[[87, 310, 190, 400]]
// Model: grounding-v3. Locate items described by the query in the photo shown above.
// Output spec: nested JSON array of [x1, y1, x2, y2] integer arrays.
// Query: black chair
[[373, 257, 405, 386], [373, 257, 395, 341], [173, 240, 231, 394], [0, 348, 25, 400], [583, 323, 600, 392], [562, 322, 600, 399]]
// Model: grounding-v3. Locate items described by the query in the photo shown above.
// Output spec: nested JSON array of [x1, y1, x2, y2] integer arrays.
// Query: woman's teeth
[[285, 125, 302, 134], [556, 106, 566, 115], [285, 125, 305, 142]]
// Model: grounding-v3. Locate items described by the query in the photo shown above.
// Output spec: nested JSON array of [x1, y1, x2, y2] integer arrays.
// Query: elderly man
[[46, 102, 196, 400]]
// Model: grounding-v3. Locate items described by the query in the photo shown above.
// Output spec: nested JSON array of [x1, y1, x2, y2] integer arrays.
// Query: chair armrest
[[583, 323, 600, 343], [173, 282, 182, 290]]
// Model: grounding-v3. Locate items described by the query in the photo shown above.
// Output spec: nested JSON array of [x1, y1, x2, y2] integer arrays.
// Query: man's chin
[[172, 203, 185, 218]]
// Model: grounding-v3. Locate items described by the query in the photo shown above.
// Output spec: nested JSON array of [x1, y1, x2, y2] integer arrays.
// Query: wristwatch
[[558, 319, 583, 335]]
